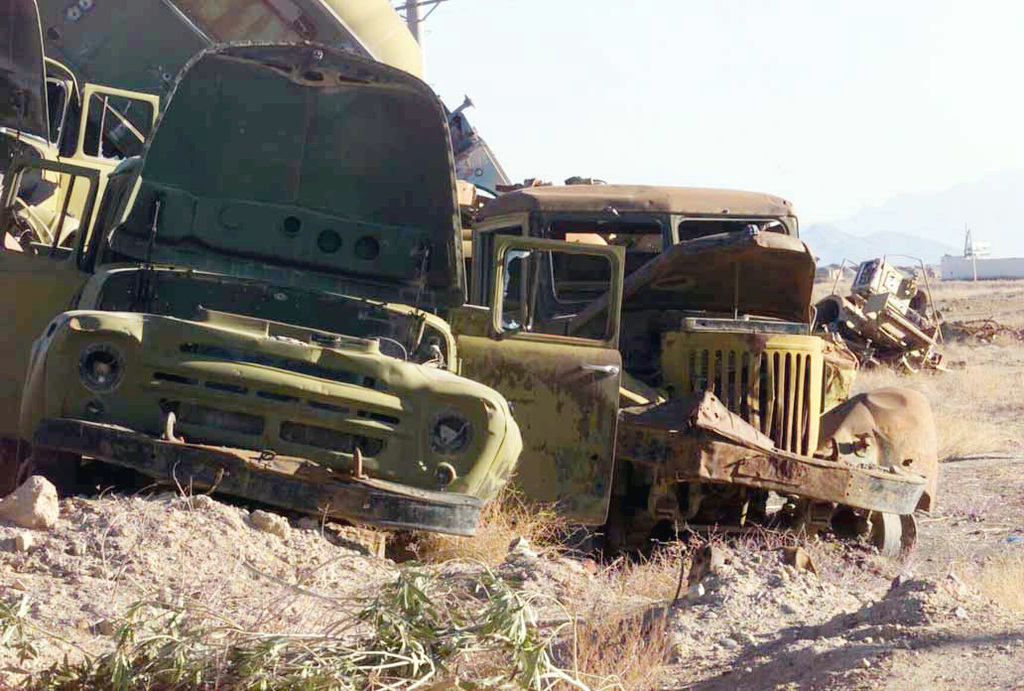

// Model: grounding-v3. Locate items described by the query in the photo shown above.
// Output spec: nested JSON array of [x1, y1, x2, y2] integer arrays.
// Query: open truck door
[[0, 157, 100, 440], [451, 236, 625, 525]]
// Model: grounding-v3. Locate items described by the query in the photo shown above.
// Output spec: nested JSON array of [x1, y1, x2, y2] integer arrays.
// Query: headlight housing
[[429, 411, 472, 456], [79, 343, 126, 393]]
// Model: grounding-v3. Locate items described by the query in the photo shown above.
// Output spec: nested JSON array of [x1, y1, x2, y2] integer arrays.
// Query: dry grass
[[411, 488, 570, 565], [853, 342, 1024, 459], [554, 605, 671, 691], [816, 277, 1024, 460], [594, 546, 687, 602], [976, 552, 1024, 612]]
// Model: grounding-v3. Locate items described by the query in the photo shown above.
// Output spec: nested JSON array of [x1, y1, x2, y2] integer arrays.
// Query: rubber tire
[[16, 450, 83, 497], [869, 511, 906, 557]]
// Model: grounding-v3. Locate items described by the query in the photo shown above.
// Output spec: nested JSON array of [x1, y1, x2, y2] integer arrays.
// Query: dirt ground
[[0, 279, 1022, 689]]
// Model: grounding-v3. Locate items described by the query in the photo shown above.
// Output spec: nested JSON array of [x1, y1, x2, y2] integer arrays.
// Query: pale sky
[[419, 0, 1024, 225]]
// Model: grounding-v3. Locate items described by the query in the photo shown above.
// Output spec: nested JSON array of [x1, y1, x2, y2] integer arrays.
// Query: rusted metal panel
[[35, 417, 483, 535], [457, 335, 621, 525], [617, 392, 927, 516], [570, 229, 815, 332]]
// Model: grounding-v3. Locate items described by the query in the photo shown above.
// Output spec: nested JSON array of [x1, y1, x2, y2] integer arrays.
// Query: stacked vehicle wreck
[[2, 1, 940, 555], [815, 258, 944, 371], [459, 184, 939, 554]]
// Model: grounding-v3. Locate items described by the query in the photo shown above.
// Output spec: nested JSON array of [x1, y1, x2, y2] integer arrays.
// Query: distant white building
[[940, 229, 1024, 280], [940, 255, 1024, 280]]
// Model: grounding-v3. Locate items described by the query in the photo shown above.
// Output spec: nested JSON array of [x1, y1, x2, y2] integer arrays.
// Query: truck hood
[[109, 43, 465, 309], [1, 0, 48, 139], [572, 230, 815, 330]]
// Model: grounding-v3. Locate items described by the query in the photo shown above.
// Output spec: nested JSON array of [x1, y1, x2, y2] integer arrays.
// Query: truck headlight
[[79, 343, 126, 393], [429, 412, 472, 456]]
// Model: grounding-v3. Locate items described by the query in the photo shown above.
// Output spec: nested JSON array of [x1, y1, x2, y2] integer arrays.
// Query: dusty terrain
[[1, 279, 1022, 690]]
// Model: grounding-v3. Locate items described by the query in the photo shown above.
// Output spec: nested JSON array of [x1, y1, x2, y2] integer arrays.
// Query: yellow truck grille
[[661, 333, 824, 455]]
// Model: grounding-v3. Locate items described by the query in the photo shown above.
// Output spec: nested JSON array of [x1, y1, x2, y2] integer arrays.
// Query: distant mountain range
[[801, 225, 958, 266], [801, 170, 1024, 265]]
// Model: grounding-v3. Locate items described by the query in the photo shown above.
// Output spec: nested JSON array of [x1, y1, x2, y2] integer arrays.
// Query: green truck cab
[[0, 43, 522, 536], [457, 183, 939, 554]]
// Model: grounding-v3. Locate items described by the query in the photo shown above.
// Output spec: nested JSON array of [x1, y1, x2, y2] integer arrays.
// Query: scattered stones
[[781, 546, 817, 575], [295, 517, 321, 531], [186, 495, 216, 511], [0, 476, 60, 530], [689, 544, 731, 585], [249, 510, 290, 539]]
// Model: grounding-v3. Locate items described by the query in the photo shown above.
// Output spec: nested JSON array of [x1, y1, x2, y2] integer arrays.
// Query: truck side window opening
[[82, 95, 154, 160], [546, 219, 662, 278], [677, 218, 787, 242], [499, 247, 614, 340]]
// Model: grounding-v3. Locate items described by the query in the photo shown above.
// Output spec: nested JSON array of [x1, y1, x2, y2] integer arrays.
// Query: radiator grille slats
[[672, 339, 822, 455]]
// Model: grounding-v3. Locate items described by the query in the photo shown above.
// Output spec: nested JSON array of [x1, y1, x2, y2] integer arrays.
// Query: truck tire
[[16, 450, 83, 497]]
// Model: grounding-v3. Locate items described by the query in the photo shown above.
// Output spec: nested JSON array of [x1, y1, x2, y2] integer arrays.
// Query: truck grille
[[661, 333, 824, 455]]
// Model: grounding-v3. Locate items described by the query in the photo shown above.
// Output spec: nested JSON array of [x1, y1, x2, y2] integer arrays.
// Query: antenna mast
[[398, 0, 451, 45]]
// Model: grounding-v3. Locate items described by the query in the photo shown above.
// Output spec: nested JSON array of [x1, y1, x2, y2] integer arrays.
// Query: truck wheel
[[868, 511, 916, 556], [0, 442, 21, 496], [16, 450, 83, 497]]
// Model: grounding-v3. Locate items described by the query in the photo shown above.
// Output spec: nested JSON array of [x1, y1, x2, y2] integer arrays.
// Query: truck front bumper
[[616, 392, 927, 516], [33, 418, 483, 536]]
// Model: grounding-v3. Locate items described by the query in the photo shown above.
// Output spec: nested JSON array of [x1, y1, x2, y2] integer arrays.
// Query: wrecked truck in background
[[815, 257, 944, 371], [0, 44, 522, 536], [1, 0, 160, 251], [454, 183, 938, 554]]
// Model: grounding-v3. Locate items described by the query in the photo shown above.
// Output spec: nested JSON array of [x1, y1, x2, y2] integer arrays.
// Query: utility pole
[[399, 1, 449, 45], [404, 0, 421, 44]]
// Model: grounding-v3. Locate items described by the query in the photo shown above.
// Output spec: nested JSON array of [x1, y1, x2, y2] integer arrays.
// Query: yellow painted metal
[[660, 332, 824, 455], [173, 0, 423, 77]]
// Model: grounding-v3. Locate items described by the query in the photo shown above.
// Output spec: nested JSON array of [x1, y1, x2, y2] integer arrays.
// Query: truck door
[[58, 83, 158, 237], [0, 157, 100, 439], [451, 236, 625, 525]]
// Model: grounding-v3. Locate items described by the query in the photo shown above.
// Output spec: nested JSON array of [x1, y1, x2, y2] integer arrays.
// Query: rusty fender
[[616, 393, 926, 515], [34, 418, 482, 536]]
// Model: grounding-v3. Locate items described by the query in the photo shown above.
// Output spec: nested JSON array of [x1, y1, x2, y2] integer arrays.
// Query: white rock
[[187, 494, 216, 510], [249, 510, 290, 539], [686, 583, 706, 601], [14, 532, 35, 552], [861, 658, 872, 669], [0, 476, 59, 529], [953, 606, 968, 620], [508, 536, 537, 559]]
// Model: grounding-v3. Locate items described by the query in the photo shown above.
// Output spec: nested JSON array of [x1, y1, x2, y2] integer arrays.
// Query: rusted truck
[[453, 183, 938, 554], [2, 0, 160, 251], [0, 43, 523, 536]]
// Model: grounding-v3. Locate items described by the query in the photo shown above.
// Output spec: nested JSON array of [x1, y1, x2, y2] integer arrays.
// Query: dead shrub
[[553, 605, 671, 691], [411, 488, 569, 565]]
